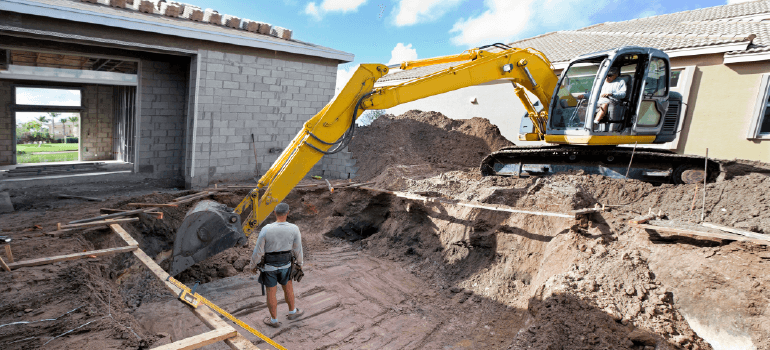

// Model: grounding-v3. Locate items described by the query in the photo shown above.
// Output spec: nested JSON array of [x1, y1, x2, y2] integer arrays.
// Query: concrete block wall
[[186, 49, 338, 188], [81, 85, 114, 161], [318, 149, 358, 179], [0, 81, 12, 165], [138, 59, 189, 179]]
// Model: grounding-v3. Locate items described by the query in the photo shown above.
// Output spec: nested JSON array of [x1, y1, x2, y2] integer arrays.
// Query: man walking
[[247, 202, 304, 328]]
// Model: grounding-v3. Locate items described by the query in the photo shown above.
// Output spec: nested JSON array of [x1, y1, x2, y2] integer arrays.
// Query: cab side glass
[[645, 58, 668, 97]]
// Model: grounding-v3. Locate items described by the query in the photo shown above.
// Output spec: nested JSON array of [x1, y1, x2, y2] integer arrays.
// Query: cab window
[[645, 58, 668, 97]]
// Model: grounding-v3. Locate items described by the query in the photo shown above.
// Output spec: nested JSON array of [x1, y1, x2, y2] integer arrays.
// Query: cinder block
[[110, 0, 127, 8], [258, 22, 272, 35], [224, 15, 241, 29], [138, 0, 154, 13]]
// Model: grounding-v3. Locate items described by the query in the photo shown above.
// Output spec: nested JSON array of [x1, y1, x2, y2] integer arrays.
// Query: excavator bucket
[[169, 200, 247, 276]]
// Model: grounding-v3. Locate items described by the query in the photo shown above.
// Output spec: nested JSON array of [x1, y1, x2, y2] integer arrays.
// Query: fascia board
[[0, 0, 354, 62], [724, 51, 770, 64], [665, 42, 750, 58]]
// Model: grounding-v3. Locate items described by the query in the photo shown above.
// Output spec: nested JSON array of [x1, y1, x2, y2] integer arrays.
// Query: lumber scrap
[[151, 328, 238, 350], [128, 203, 179, 207], [173, 191, 212, 202], [58, 217, 139, 230], [629, 214, 658, 225], [57, 193, 106, 202], [72, 208, 160, 224], [630, 223, 766, 243], [109, 224, 259, 350], [702, 222, 770, 242], [6, 245, 137, 269]]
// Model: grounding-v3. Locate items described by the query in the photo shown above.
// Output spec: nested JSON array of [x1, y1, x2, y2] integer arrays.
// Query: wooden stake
[[689, 184, 699, 222], [58, 217, 139, 230], [701, 148, 708, 222], [4, 245, 13, 263], [6, 246, 138, 269], [0, 255, 10, 272]]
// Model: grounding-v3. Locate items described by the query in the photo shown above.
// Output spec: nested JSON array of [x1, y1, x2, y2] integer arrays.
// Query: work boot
[[263, 317, 281, 328], [286, 308, 304, 320]]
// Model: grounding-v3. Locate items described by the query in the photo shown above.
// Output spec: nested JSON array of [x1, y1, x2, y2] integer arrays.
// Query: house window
[[749, 74, 770, 139], [670, 69, 683, 88]]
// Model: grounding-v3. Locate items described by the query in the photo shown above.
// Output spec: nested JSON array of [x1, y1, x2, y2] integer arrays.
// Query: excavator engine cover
[[170, 200, 247, 276]]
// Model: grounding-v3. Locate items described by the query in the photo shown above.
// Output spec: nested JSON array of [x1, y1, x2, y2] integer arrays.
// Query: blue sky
[[189, 0, 746, 88]]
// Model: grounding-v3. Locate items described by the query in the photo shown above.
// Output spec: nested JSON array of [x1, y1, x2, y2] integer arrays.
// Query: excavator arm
[[170, 46, 558, 276], [238, 46, 558, 233]]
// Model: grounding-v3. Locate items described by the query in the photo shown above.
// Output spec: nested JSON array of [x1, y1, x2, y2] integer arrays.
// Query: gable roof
[[0, 0, 354, 62], [381, 0, 770, 83]]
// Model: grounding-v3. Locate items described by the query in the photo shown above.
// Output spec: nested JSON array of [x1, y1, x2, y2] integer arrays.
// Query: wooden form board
[[702, 222, 770, 242], [151, 328, 238, 350], [630, 223, 767, 244], [6, 245, 137, 269], [59, 217, 139, 230], [109, 224, 260, 350]]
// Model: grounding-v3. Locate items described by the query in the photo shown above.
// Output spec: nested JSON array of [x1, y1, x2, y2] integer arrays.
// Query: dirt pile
[[349, 110, 513, 181]]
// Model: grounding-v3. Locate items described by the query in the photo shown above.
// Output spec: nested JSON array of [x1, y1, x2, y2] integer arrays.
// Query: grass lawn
[[16, 143, 79, 163]]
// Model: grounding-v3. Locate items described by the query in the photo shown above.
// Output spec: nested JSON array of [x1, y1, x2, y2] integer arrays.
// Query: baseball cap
[[275, 203, 289, 214]]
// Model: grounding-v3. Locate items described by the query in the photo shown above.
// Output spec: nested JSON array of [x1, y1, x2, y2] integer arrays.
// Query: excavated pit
[[2, 110, 770, 349]]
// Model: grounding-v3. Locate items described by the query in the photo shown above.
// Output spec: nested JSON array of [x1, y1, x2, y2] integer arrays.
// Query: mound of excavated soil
[[349, 110, 513, 181]]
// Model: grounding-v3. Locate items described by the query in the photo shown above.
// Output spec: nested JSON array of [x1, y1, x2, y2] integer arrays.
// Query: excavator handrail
[[233, 46, 559, 236]]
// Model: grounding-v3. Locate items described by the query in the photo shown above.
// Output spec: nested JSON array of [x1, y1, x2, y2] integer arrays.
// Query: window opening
[[14, 87, 82, 164]]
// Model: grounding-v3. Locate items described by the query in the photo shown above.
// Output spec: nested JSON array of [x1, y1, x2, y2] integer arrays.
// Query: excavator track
[[480, 146, 723, 184]]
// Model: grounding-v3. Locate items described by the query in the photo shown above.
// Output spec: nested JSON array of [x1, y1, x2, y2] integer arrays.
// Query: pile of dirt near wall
[[349, 110, 513, 181]]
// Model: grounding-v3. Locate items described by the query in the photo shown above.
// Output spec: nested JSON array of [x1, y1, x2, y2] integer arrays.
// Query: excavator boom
[[169, 46, 559, 275]]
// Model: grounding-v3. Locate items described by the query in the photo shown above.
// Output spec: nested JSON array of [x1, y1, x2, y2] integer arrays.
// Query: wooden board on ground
[[128, 203, 179, 207], [57, 193, 106, 202], [0, 255, 9, 271], [6, 245, 138, 269], [630, 223, 766, 244], [151, 328, 238, 350], [58, 217, 139, 230], [702, 222, 770, 242], [109, 224, 260, 350]]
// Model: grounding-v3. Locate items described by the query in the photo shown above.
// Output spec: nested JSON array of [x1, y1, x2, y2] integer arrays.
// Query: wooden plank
[[172, 193, 215, 205], [151, 328, 237, 350], [109, 224, 260, 350], [5, 245, 13, 263], [58, 217, 139, 230], [630, 223, 766, 243], [71, 208, 157, 224], [172, 191, 211, 202], [128, 203, 179, 207], [57, 194, 106, 202], [629, 214, 658, 225], [6, 245, 137, 269], [702, 222, 770, 242]]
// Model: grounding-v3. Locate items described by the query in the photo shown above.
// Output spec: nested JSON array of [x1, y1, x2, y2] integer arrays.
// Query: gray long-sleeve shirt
[[250, 222, 303, 271]]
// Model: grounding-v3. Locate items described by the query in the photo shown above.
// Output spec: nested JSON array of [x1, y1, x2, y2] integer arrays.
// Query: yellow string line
[[167, 277, 287, 350]]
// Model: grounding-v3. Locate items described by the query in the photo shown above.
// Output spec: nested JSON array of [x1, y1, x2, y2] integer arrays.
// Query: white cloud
[[393, 0, 463, 26], [449, 0, 612, 47], [305, 0, 367, 20], [305, 2, 322, 20], [335, 65, 357, 95], [387, 43, 418, 65], [450, 0, 533, 47]]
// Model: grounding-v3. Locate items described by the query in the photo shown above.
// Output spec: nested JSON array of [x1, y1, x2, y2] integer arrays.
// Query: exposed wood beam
[[35, 52, 40, 67], [150, 328, 238, 350], [93, 59, 112, 71], [108, 61, 124, 72]]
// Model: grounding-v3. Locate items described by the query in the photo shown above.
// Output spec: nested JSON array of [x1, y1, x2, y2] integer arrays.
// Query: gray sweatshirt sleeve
[[251, 228, 266, 266], [613, 80, 627, 99], [293, 226, 303, 266]]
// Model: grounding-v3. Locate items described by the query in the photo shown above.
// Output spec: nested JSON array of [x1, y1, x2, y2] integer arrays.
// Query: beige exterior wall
[[671, 54, 770, 161]]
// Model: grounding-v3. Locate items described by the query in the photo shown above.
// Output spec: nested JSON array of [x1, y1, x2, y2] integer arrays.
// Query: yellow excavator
[[169, 44, 721, 275]]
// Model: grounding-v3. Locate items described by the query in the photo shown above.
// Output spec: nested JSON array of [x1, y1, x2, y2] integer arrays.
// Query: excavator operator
[[578, 66, 626, 125]]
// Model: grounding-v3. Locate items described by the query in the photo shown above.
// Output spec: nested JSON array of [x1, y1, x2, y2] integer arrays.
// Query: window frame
[[748, 74, 770, 140]]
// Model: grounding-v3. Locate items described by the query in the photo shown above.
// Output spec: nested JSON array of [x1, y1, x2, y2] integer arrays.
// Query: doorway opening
[[14, 87, 82, 164]]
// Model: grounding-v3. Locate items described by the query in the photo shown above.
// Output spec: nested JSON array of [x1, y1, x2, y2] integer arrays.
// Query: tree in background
[[68, 116, 79, 135], [48, 112, 60, 141], [60, 118, 68, 139]]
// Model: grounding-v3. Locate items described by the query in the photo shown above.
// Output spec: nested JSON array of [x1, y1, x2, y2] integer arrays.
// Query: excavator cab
[[544, 46, 680, 145]]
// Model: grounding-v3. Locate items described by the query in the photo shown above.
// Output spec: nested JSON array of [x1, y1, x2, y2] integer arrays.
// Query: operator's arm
[[613, 80, 627, 99], [292, 226, 303, 267]]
